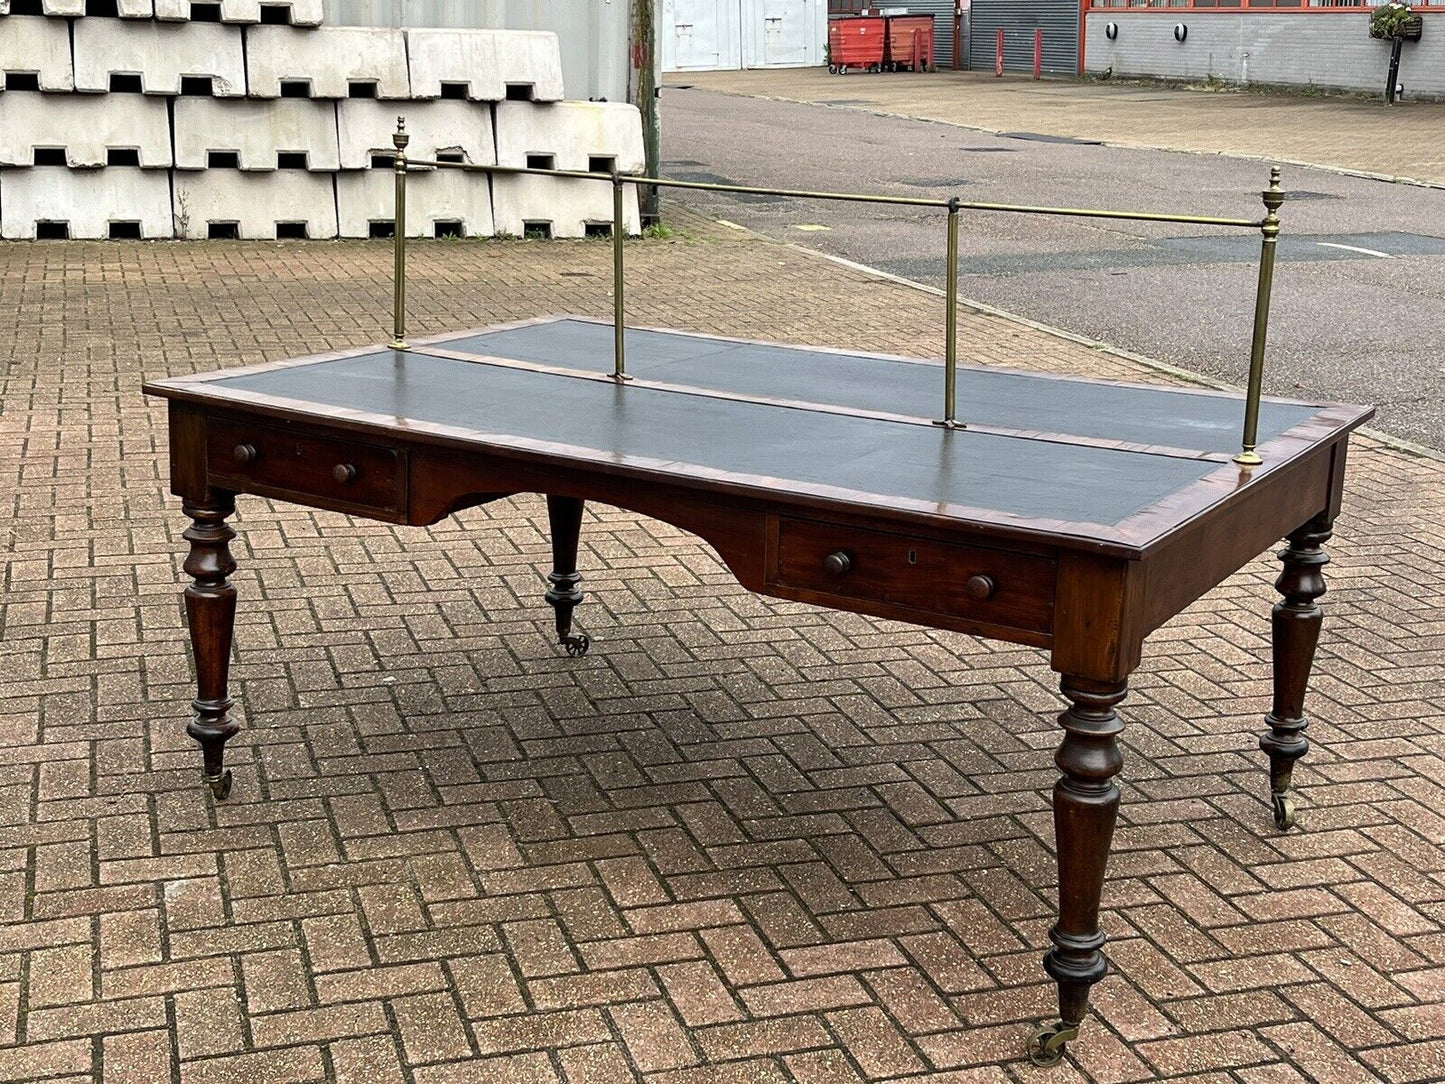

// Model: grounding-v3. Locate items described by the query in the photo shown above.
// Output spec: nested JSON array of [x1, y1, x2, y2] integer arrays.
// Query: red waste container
[[828, 16, 886, 74], [885, 14, 936, 72]]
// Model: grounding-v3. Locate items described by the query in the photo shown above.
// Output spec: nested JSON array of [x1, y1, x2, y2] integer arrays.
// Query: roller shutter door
[[969, 0, 1078, 76]]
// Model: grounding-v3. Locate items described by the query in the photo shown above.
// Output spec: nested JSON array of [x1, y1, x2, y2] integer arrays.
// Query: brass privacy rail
[[381, 120, 1285, 466]]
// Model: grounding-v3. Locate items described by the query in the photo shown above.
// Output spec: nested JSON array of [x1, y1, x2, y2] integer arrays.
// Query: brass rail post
[[1235, 166, 1284, 466], [390, 119, 410, 351], [612, 172, 628, 381], [941, 198, 961, 428]]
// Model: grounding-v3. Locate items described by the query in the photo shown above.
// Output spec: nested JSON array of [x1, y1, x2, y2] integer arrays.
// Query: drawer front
[[208, 416, 406, 517], [771, 516, 1055, 634]]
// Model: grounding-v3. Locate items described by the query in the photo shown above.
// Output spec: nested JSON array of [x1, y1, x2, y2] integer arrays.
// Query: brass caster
[[1271, 792, 1296, 831], [1026, 1022, 1078, 1068], [563, 633, 591, 658], [205, 769, 233, 801]]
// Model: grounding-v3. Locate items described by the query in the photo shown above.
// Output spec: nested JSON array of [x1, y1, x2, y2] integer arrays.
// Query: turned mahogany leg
[[544, 495, 590, 657], [1030, 675, 1126, 1067], [182, 495, 240, 800], [1261, 513, 1332, 831]]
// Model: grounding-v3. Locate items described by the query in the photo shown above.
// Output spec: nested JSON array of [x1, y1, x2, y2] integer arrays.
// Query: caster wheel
[[840, 65, 849, 75], [828, 64, 838, 75], [205, 769, 233, 801], [1272, 792, 1296, 831], [1025, 1022, 1078, 1068], [563, 633, 591, 658]]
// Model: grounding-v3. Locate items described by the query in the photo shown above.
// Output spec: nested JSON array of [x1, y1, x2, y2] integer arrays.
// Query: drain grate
[[1002, 132, 1103, 146]]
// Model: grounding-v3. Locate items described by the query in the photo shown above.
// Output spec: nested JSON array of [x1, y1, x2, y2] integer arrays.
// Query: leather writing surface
[[440, 319, 1318, 455], [213, 349, 1216, 528]]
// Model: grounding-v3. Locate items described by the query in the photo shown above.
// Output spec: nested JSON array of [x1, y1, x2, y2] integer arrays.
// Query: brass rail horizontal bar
[[396, 157, 1260, 227]]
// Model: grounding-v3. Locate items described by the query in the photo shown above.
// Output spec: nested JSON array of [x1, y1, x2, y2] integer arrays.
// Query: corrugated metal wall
[[323, 0, 632, 101], [894, 1, 965, 69], [968, 0, 1078, 75]]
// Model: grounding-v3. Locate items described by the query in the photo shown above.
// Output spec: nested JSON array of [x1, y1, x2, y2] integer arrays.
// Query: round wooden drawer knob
[[966, 574, 996, 600], [333, 463, 359, 485], [823, 551, 852, 576], [232, 443, 258, 465]]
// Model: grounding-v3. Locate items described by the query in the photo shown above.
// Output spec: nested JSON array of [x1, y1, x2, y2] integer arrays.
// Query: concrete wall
[[324, 0, 633, 102], [1084, 11, 1445, 98]]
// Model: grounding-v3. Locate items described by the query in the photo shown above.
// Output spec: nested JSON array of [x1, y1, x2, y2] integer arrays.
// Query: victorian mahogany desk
[[145, 315, 1372, 1065]]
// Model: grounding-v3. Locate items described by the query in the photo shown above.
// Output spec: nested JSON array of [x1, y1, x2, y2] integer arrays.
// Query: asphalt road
[[659, 85, 1445, 450]]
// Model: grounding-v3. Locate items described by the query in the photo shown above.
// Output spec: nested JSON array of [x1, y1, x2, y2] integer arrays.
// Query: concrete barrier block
[[0, 15, 74, 92], [1, 0, 85, 15], [173, 169, 338, 238], [154, 0, 323, 24], [174, 98, 339, 170], [492, 101, 644, 238], [0, 167, 173, 239], [116, 0, 156, 16], [495, 100, 645, 173], [0, 92, 171, 168], [404, 28, 497, 101], [338, 99, 494, 170], [495, 30, 565, 102], [73, 20, 246, 96], [405, 29, 564, 102], [246, 26, 409, 99], [492, 175, 639, 239], [336, 169, 494, 239]]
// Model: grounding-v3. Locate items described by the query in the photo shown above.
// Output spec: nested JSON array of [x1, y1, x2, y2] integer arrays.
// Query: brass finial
[[1262, 165, 1284, 220], [393, 117, 410, 153]]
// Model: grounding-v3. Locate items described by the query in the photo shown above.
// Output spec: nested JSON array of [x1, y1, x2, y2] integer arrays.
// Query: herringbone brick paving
[[0, 219, 1442, 1084]]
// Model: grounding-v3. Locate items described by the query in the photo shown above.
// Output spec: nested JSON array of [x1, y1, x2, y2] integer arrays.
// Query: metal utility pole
[[631, 0, 660, 223]]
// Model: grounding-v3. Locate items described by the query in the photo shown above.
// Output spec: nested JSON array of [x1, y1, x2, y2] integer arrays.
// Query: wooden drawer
[[770, 515, 1055, 635], [207, 415, 407, 518]]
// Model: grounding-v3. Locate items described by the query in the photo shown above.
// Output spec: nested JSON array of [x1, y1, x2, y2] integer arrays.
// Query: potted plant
[[1369, 1, 1424, 42]]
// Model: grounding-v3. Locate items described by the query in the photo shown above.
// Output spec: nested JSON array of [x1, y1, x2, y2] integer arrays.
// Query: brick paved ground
[[667, 70, 1445, 187], [0, 221, 1443, 1084]]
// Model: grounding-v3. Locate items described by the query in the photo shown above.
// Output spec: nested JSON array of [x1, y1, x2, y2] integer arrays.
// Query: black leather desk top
[[177, 317, 1361, 538], [441, 319, 1318, 456]]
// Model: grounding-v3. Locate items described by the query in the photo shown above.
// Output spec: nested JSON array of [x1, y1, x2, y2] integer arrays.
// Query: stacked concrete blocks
[[0, 3, 646, 241]]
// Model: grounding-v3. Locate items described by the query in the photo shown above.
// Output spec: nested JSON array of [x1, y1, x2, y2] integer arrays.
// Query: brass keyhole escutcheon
[[907, 549, 918, 565]]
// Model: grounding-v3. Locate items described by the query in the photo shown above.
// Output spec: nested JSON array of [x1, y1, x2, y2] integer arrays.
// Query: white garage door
[[663, 0, 823, 72], [663, 0, 743, 71], [741, 0, 824, 68]]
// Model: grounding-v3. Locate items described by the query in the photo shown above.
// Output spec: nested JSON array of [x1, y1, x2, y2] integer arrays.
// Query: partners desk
[[145, 314, 1372, 1066]]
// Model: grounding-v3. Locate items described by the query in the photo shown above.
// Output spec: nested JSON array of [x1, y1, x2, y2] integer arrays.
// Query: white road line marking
[[1316, 241, 1395, 258]]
